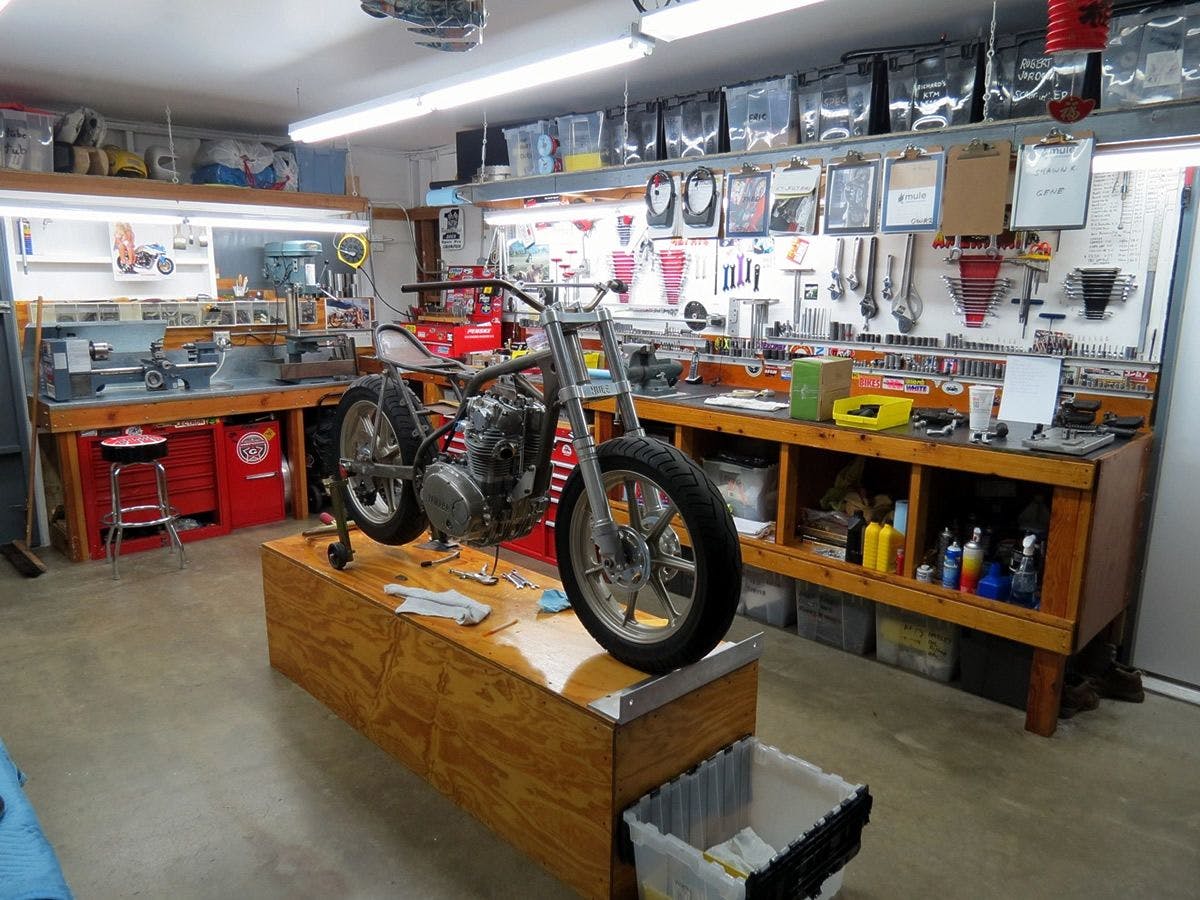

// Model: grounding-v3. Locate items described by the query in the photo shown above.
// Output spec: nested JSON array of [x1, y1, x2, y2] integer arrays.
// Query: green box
[[790, 357, 853, 421]]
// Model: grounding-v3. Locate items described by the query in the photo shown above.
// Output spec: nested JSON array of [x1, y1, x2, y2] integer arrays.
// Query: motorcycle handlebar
[[399, 278, 628, 313]]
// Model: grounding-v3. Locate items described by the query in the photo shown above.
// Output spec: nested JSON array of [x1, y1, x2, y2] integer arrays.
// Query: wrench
[[881, 254, 895, 304], [505, 570, 539, 589], [859, 236, 878, 328], [829, 238, 845, 300], [892, 233, 922, 334], [449, 566, 499, 586], [846, 237, 863, 291]]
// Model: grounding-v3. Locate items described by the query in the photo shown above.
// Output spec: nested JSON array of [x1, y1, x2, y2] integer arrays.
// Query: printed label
[[236, 431, 271, 465]]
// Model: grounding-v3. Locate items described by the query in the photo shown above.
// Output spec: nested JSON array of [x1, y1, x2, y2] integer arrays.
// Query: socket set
[[861, 355, 1007, 380]]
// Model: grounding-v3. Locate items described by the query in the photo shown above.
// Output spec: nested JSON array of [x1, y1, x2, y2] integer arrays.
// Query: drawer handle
[[245, 472, 279, 481]]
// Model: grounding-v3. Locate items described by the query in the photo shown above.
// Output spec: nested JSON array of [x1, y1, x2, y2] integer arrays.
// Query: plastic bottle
[[876, 523, 898, 573], [960, 527, 984, 592], [893, 501, 909, 536], [1010, 535, 1040, 608], [845, 511, 866, 565], [977, 562, 1012, 601], [863, 521, 881, 571], [942, 541, 962, 589]]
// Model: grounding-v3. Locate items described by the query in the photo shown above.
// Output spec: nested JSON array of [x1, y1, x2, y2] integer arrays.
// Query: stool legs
[[154, 461, 186, 570], [104, 460, 186, 579]]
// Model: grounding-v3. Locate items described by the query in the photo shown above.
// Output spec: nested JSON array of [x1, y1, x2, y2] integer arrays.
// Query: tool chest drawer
[[77, 421, 230, 560]]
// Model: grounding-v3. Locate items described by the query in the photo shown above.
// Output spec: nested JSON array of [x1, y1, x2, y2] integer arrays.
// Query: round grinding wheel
[[683, 301, 708, 331]]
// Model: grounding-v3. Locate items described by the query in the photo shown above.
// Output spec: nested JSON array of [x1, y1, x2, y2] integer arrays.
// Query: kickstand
[[324, 475, 356, 570]]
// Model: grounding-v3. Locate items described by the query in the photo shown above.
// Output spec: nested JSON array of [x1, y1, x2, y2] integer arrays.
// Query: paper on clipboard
[[881, 148, 944, 232], [941, 140, 1012, 235], [999, 355, 1063, 425], [769, 164, 821, 235], [1011, 132, 1095, 231]]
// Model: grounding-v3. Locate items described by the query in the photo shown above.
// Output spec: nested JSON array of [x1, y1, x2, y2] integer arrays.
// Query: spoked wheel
[[331, 375, 428, 545], [557, 436, 741, 674]]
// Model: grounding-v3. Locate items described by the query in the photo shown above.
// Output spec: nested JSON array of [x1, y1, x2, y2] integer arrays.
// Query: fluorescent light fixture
[[640, 0, 826, 42], [289, 96, 428, 144], [484, 200, 643, 226], [0, 1, 14, 15], [423, 36, 653, 111], [0, 203, 183, 225], [1092, 144, 1200, 173], [289, 34, 654, 143], [188, 215, 370, 233]]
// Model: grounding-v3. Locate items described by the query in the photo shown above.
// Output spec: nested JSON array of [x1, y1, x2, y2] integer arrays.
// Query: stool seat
[[101, 433, 168, 464]]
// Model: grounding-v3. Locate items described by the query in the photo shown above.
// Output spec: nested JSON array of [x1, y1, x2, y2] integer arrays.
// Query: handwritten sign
[[1011, 136, 1095, 231]]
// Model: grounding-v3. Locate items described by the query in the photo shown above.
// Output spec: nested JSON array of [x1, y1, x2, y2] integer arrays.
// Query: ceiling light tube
[[0, 203, 184, 225], [483, 200, 643, 226], [290, 95, 429, 144], [640, 0, 826, 42], [188, 215, 371, 233], [1092, 144, 1200, 173], [423, 36, 654, 112]]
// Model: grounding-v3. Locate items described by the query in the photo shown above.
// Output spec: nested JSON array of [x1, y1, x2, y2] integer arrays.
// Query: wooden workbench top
[[262, 532, 662, 718]]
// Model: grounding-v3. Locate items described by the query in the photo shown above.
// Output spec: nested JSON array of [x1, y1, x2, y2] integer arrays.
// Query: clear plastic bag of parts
[[1103, 5, 1199, 108], [801, 62, 875, 142], [987, 30, 1092, 119], [724, 75, 799, 152], [888, 43, 981, 132], [663, 90, 723, 159], [604, 101, 661, 166]]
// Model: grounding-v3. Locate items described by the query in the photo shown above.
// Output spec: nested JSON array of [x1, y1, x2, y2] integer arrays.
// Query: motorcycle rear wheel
[[331, 375, 428, 545], [556, 436, 741, 673]]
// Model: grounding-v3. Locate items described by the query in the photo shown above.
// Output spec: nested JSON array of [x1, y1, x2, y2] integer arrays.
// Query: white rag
[[384, 585, 492, 625], [705, 826, 778, 878], [704, 396, 789, 412]]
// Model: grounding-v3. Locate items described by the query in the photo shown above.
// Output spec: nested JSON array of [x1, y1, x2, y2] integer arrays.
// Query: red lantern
[[1046, 0, 1112, 54]]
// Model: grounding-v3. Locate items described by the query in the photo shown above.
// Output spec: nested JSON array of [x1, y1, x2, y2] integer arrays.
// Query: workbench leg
[[285, 408, 309, 521], [1025, 649, 1066, 736], [54, 433, 88, 562]]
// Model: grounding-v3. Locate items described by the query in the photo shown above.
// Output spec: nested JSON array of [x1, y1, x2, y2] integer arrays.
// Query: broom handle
[[24, 297, 44, 547]]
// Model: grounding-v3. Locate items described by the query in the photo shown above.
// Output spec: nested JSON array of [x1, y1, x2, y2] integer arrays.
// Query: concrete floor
[[2, 522, 1198, 899]]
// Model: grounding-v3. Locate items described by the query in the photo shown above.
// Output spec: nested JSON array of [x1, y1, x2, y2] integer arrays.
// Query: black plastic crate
[[960, 628, 1033, 710]]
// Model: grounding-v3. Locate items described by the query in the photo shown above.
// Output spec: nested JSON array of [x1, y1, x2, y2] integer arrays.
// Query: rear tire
[[556, 436, 741, 673], [330, 375, 428, 545]]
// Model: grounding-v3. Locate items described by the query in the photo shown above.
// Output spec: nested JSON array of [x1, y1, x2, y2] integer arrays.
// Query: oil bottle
[[863, 520, 881, 571]]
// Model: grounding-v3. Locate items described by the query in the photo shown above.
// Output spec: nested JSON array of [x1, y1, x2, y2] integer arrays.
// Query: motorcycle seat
[[375, 324, 472, 377]]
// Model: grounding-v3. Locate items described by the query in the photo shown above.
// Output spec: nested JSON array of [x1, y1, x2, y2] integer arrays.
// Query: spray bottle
[[960, 527, 984, 592], [1010, 534, 1040, 608], [942, 541, 962, 589]]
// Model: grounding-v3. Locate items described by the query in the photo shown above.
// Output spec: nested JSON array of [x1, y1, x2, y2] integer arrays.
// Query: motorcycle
[[331, 277, 742, 674], [130, 243, 176, 276]]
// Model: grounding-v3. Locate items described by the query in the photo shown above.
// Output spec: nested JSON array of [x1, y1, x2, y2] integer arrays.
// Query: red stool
[[100, 434, 186, 579]]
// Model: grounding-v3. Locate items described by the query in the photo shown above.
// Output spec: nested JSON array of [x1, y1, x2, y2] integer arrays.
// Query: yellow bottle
[[876, 523, 898, 573], [862, 521, 881, 571]]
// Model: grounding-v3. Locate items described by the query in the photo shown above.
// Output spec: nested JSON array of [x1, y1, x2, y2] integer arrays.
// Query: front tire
[[330, 375, 428, 545], [556, 436, 741, 673], [156, 256, 175, 275]]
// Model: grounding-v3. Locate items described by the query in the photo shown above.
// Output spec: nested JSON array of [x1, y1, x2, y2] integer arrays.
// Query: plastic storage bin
[[959, 628, 1033, 710], [702, 454, 779, 522], [831, 396, 912, 431], [623, 737, 871, 900], [556, 111, 605, 172], [503, 120, 560, 177], [986, 30, 1099, 120], [796, 585, 876, 655], [725, 75, 798, 152], [0, 105, 55, 172], [875, 606, 960, 682], [886, 42, 981, 133], [740, 567, 796, 628], [1103, 5, 1200, 109], [605, 100, 661, 166]]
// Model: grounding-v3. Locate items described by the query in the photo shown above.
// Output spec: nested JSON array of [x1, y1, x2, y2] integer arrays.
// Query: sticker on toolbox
[[235, 431, 271, 465]]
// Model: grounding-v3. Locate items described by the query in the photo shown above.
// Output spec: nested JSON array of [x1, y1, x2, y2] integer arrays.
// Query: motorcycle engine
[[420, 386, 548, 545]]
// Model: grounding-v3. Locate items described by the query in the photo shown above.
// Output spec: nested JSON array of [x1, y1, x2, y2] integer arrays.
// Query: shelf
[[464, 101, 1200, 204], [21, 254, 210, 267]]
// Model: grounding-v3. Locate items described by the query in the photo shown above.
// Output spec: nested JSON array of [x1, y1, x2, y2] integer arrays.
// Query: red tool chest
[[409, 321, 501, 360], [77, 420, 230, 560], [223, 420, 286, 529]]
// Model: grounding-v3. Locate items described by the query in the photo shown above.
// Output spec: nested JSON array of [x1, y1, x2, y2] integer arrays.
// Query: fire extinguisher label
[[236, 432, 270, 465]]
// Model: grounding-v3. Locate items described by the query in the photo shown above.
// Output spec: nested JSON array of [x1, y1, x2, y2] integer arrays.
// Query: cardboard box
[[790, 357, 852, 421]]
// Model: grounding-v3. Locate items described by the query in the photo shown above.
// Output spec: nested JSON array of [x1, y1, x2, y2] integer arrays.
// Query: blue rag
[[538, 589, 571, 613], [0, 739, 74, 900]]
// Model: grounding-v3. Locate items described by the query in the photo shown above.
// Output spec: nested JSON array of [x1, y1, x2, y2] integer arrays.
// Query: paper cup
[[969, 385, 997, 432]]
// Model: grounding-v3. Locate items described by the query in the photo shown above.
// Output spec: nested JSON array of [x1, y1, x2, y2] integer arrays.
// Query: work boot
[[1059, 672, 1100, 719], [1088, 662, 1146, 703]]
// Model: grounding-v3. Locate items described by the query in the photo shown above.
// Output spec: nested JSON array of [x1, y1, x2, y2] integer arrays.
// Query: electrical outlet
[[214, 330, 231, 348]]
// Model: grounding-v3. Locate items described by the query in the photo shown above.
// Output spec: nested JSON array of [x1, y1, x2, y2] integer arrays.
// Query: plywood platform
[[261, 532, 759, 899]]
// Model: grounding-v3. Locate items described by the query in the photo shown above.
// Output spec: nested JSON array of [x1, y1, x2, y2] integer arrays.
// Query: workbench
[[590, 386, 1151, 736], [261, 533, 759, 899], [34, 376, 351, 561]]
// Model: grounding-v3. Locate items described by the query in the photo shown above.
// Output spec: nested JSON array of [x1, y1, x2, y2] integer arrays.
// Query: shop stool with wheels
[[100, 434, 187, 579]]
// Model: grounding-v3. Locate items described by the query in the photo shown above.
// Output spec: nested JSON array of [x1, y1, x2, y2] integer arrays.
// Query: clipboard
[[1011, 129, 1095, 231], [941, 139, 1013, 236], [823, 149, 881, 236], [881, 145, 944, 233]]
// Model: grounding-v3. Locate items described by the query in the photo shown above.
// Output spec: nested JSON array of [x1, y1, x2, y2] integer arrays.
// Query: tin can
[[895, 547, 906, 576], [916, 564, 935, 583]]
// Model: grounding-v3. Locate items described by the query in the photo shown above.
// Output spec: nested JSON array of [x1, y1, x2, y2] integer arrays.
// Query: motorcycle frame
[[351, 278, 647, 565]]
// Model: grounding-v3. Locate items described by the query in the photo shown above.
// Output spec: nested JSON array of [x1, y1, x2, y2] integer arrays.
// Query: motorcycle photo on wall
[[329, 277, 741, 673]]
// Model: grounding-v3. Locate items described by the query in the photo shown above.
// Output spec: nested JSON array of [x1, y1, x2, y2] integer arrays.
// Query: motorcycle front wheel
[[156, 257, 175, 276], [330, 375, 428, 545], [556, 436, 741, 674]]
